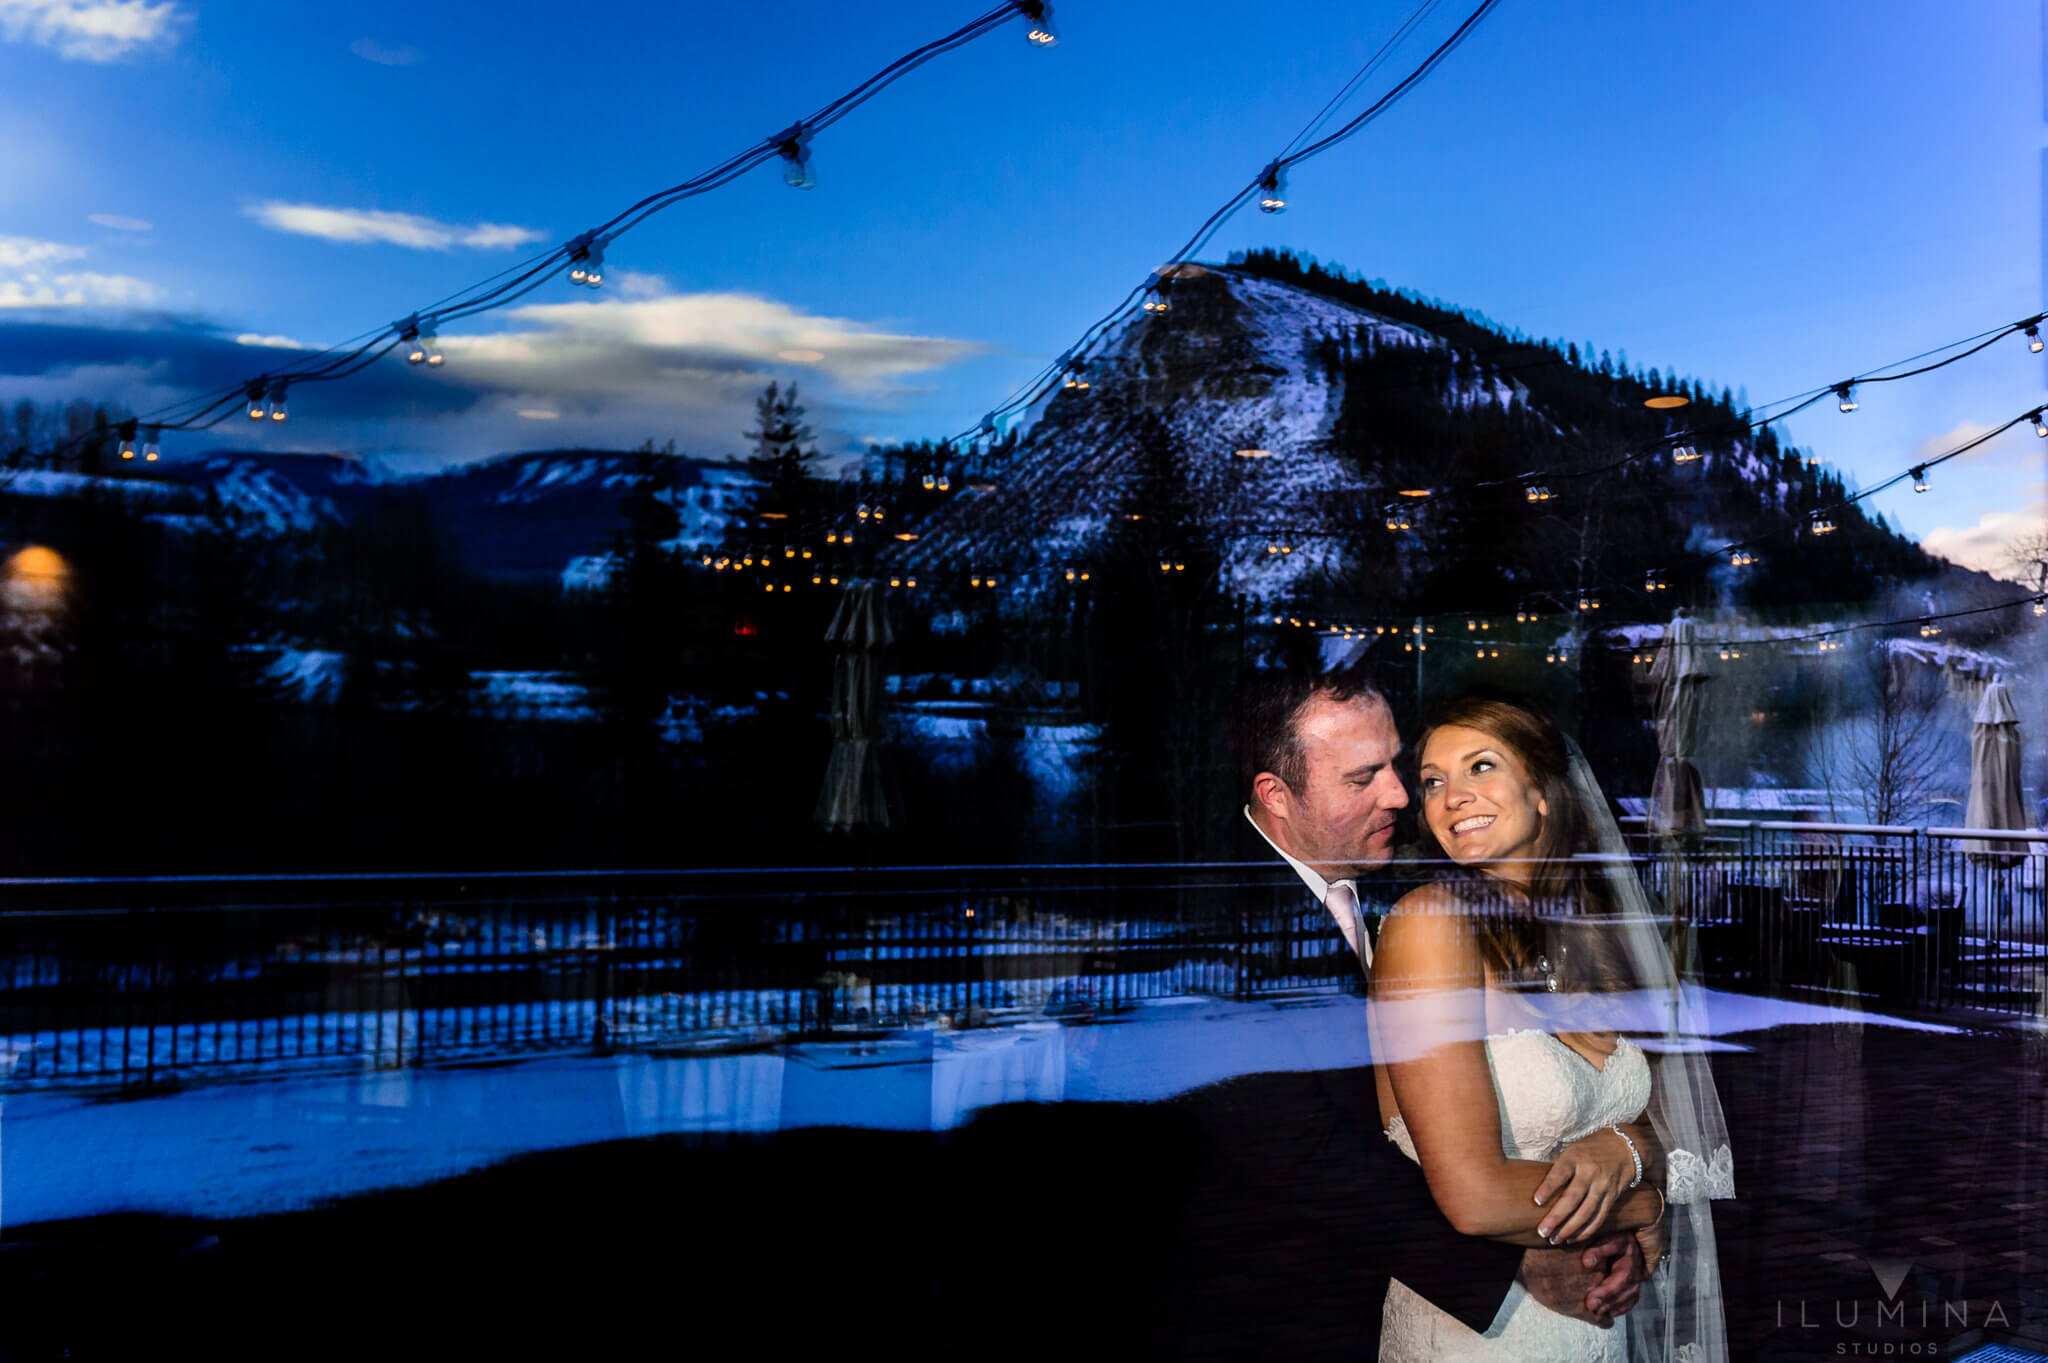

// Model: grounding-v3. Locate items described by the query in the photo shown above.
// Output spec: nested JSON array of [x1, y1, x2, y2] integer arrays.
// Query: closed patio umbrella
[[1648, 611, 1711, 837], [1964, 680, 2026, 866], [816, 581, 893, 833]]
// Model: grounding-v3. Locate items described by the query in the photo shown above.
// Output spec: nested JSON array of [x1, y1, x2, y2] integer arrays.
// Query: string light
[[1384, 505, 1412, 531], [1644, 570, 1667, 592], [398, 316, 444, 367], [2028, 324, 2044, 354], [1060, 357, 1091, 393], [1670, 443, 1700, 464], [1728, 548, 1754, 567], [1911, 466, 1929, 494], [1013, 0, 1056, 47], [141, 424, 160, 461], [1523, 483, 1552, 503], [245, 380, 267, 421], [1834, 382, 1858, 413], [1918, 619, 1942, 639], [1140, 275, 1172, 314], [2033, 597, 2046, 616], [1257, 162, 1287, 214], [566, 233, 607, 288], [1810, 511, 1837, 535], [2032, 409, 2047, 439], [776, 125, 818, 189], [117, 421, 137, 460]]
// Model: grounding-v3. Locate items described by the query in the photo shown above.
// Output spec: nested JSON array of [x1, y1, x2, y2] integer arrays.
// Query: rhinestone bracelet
[[1609, 1124, 1644, 1189]]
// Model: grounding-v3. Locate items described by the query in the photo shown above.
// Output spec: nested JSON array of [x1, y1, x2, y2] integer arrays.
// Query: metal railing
[[5, 831, 2043, 1090], [1626, 820, 2047, 1010], [0, 864, 1358, 1089]]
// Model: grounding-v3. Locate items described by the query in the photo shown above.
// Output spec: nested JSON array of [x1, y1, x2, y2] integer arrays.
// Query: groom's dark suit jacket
[[1129, 828, 1522, 1358]]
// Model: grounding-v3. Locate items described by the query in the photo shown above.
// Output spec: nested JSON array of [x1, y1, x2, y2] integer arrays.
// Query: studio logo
[[1774, 1256, 2011, 1356]]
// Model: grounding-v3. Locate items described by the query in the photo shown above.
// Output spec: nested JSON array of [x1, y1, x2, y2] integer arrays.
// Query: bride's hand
[[1532, 1129, 1637, 1244], [1634, 1217, 1668, 1278]]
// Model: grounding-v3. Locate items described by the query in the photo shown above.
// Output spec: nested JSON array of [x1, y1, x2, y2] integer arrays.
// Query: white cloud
[[1911, 420, 2017, 463], [453, 290, 984, 400], [0, 271, 161, 308], [516, 408, 560, 420], [0, 236, 85, 269], [234, 332, 310, 350], [0, 0, 186, 61], [1922, 502, 2048, 583], [349, 37, 421, 66], [86, 213, 151, 231], [0, 237, 158, 308], [245, 201, 545, 251]]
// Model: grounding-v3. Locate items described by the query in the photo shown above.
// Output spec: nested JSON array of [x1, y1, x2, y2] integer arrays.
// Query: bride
[[1370, 695, 1733, 1362]]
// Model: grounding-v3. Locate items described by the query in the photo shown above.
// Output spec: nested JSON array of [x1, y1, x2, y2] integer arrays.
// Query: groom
[[1232, 664, 1652, 1351]]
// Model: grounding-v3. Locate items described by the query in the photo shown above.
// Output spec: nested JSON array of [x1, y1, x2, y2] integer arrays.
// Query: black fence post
[[593, 885, 614, 1056]]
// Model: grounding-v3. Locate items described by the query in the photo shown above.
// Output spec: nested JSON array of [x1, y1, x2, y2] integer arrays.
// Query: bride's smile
[[1417, 724, 1550, 876]]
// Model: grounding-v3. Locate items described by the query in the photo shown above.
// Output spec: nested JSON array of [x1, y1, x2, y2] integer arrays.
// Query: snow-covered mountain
[[885, 259, 1984, 610], [138, 448, 753, 585], [888, 263, 1523, 600]]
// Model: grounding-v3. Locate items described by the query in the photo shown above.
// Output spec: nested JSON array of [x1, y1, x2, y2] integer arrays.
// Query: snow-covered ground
[[1, 988, 1956, 1230]]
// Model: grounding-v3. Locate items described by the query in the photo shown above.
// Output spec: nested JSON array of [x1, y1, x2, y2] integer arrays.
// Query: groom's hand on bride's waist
[[1516, 1232, 1646, 1328]]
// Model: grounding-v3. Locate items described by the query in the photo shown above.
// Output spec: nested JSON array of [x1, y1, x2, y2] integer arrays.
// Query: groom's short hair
[[1234, 663, 1389, 796]]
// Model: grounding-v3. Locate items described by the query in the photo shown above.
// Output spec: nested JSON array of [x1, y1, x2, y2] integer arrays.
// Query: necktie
[[1327, 880, 1371, 971]]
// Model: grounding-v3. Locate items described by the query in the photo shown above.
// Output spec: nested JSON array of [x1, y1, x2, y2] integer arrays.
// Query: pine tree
[[743, 380, 822, 527]]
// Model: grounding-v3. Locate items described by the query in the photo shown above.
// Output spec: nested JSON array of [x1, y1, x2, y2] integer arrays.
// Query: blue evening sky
[[1, 0, 2040, 577]]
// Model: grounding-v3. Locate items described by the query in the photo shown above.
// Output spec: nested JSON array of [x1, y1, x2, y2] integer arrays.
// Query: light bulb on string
[[398, 315, 444, 368], [1012, 0, 1056, 46], [936, 473, 950, 492], [1834, 382, 1857, 413], [1912, 466, 1929, 494], [1810, 511, 1836, 535], [1140, 271, 1173, 314], [2032, 409, 2047, 439], [2028, 323, 2044, 354], [775, 125, 818, 189], [116, 421, 137, 460], [1256, 162, 1286, 214], [1060, 356, 1091, 393], [566, 232, 609, 287], [2034, 598, 2046, 617], [1671, 442, 1699, 465], [142, 425, 160, 461], [923, 473, 936, 491], [246, 379, 268, 421], [266, 380, 287, 421]]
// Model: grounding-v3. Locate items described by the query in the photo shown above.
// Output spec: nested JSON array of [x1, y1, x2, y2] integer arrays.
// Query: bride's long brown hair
[[1411, 695, 1629, 994]]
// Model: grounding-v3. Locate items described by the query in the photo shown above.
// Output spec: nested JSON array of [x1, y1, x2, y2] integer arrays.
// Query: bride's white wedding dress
[[1380, 1028, 1652, 1362]]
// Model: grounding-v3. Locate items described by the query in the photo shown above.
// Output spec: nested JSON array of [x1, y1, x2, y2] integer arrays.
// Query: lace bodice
[[1384, 1029, 1651, 1163], [1381, 1030, 1650, 1362]]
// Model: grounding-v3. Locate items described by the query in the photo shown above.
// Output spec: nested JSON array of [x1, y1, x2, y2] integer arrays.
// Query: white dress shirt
[[1243, 805, 1371, 968]]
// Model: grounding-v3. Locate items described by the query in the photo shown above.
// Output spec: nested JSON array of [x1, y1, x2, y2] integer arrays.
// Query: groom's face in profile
[[1261, 694, 1409, 875]]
